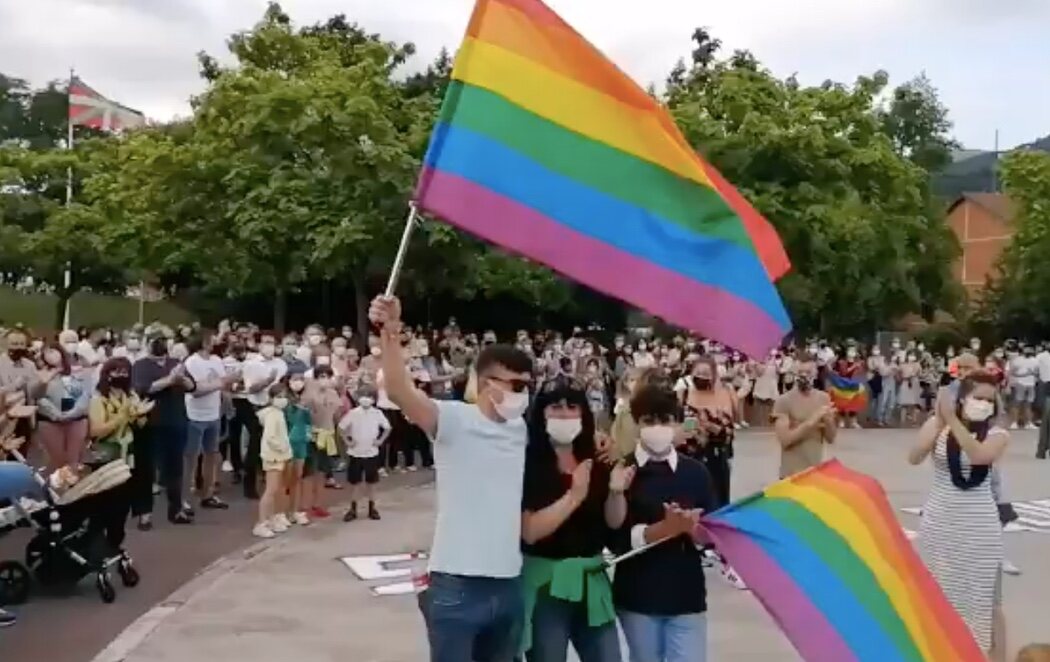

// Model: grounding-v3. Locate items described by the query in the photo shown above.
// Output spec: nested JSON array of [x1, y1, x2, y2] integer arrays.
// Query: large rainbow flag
[[702, 460, 985, 662], [827, 372, 869, 414], [414, 0, 791, 357]]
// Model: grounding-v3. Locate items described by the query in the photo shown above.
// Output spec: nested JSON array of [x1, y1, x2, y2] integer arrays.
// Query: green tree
[[978, 151, 1050, 337], [663, 29, 959, 338], [879, 74, 959, 175]]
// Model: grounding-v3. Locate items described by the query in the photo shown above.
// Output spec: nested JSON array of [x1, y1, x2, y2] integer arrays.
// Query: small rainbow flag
[[414, 0, 791, 357], [827, 372, 869, 413], [703, 460, 985, 662]]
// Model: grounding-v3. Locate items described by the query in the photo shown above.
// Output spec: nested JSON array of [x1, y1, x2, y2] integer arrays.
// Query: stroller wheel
[[118, 559, 140, 588], [0, 561, 31, 605], [96, 572, 116, 604]]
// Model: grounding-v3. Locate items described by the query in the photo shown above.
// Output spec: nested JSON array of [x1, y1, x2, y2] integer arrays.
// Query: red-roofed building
[[947, 193, 1016, 297]]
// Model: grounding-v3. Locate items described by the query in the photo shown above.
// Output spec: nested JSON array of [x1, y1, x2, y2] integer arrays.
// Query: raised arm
[[370, 296, 438, 438]]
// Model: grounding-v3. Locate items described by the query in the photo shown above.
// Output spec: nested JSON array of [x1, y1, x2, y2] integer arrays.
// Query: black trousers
[[224, 399, 248, 475], [382, 408, 413, 469], [146, 423, 186, 519], [238, 400, 263, 498], [129, 429, 154, 517]]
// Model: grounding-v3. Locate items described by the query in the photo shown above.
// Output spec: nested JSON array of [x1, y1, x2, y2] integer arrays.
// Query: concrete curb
[[89, 538, 282, 662], [90, 473, 435, 662]]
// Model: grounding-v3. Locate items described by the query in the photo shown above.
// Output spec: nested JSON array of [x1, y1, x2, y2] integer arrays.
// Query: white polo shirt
[[242, 356, 288, 406], [338, 406, 390, 458], [183, 353, 225, 422]]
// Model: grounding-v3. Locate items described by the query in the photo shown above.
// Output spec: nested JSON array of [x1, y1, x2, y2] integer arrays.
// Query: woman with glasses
[[519, 374, 630, 661]]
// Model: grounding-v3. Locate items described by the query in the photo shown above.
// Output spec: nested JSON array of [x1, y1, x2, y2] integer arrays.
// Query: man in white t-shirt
[[370, 294, 532, 662], [1009, 346, 1039, 430], [239, 333, 287, 498], [183, 333, 238, 510], [338, 390, 390, 521]]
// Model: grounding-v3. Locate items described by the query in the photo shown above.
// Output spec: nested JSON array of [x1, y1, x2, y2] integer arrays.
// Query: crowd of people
[[0, 309, 1047, 661]]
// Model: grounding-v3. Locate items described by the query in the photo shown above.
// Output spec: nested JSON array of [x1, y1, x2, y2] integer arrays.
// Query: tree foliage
[[0, 12, 972, 336], [663, 29, 960, 338], [977, 151, 1050, 337]]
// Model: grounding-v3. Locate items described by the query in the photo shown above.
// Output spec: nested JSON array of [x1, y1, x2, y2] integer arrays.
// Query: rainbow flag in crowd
[[414, 0, 791, 357], [827, 372, 869, 413], [702, 461, 985, 662]]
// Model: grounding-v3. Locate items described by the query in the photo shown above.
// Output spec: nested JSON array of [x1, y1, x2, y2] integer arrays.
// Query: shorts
[[263, 459, 287, 472], [346, 456, 380, 485], [1012, 384, 1036, 404], [186, 419, 221, 455]]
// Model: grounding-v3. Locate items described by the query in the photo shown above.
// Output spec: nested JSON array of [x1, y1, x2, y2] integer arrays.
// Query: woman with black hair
[[910, 370, 1009, 662], [519, 375, 629, 662]]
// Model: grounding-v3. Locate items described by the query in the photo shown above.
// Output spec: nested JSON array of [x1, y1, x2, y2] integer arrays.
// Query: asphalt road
[[0, 468, 433, 662]]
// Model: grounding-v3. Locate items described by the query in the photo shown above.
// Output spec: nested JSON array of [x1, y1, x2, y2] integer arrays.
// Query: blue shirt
[[429, 400, 526, 578]]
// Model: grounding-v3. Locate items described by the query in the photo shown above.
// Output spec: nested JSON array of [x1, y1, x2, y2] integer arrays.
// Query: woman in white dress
[[909, 370, 1008, 661], [751, 355, 780, 426]]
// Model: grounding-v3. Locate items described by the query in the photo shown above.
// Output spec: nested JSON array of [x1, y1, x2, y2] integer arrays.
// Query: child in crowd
[[254, 383, 293, 539], [284, 370, 312, 526], [338, 389, 390, 522], [302, 364, 342, 519]]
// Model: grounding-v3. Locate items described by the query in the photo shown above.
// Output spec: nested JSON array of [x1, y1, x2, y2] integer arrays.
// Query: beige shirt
[[773, 387, 831, 479]]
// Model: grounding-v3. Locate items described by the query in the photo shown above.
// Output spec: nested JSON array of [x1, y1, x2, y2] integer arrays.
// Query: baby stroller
[[0, 447, 140, 605]]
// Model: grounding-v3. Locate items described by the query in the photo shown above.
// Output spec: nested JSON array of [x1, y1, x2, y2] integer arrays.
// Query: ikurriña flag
[[702, 460, 986, 662], [68, 76, 145, 132], [413, 0, 791, 357]]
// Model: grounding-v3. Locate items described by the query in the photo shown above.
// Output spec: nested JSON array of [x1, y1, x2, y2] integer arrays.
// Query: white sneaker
[[739, 421, 750, 429], [1002, 558, 1022, 576], [253, 522, 275, 539], [378, 468, 388, 477], [1026, 423, 1039, 431], [1010, 422, 1019, 430], [852, 421, 863, 430], [408, 466, 419, 472], [839, 420, 845, 429], [270, 515, 290, 533], [222, 460, 233, 473], [294, 511, 311, 526]]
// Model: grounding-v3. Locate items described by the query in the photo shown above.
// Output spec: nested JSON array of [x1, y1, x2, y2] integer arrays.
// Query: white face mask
[[63, 342, 79, 356], [846, 349, 857, 359], [962, 397, 994, 422], [333, 345, 347, 357], [493, 388, 529, 421], [260, 343, 276, 359], [370, 347, 381, 357], [358, 397, 374, 408], [316, 356, 331, 366], [639, 425, 675, 456], [126, 338, 141, 352], [272, 397, 289, 410], [289, 379, 305, 393], [308, 334, 323, 347], [546, 418, 582, 446]]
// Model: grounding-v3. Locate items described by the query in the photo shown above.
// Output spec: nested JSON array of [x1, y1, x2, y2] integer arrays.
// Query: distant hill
[[934, 135, 1050, 200]]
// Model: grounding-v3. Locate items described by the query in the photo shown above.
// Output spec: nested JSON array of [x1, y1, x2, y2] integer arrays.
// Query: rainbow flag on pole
[[702, 460, 985, 662], [827, 373, 869, 413], [414, 0, 791, 357]]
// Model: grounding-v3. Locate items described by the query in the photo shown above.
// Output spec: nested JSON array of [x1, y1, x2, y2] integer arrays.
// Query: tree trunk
[[54, 290, 70, 331], [273, 285, 287, 334], [353, 276, 368, 349]]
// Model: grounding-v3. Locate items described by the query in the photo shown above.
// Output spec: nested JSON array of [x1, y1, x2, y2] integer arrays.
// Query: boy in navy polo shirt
[[612, 383, 716, 662]]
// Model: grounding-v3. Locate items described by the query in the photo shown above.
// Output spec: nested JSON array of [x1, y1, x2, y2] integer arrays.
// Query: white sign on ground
[[339, 552, 428, 597]]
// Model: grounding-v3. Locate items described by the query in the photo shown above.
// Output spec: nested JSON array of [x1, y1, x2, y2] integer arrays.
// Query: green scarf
[[520, 554, 616, 653]]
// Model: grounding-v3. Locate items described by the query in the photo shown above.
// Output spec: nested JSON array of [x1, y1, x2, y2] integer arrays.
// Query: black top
[[521, 457, 612, 559], [132, 357, 189, 428], [610, 454, 716, 616]]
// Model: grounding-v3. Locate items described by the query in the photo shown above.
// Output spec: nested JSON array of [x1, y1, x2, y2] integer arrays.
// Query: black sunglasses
[[488, 375, 531, 393]]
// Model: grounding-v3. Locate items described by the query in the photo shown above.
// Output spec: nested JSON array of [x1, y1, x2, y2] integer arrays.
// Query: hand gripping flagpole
[[383, 203, 421, 297]]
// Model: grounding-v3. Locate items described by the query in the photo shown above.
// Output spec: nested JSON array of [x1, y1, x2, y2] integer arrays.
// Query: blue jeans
[[0, 461, 39, 501], [527, 590, 621, 662], [876, 383, 897, 425], [618, 611, 706, 662], [185, 419, 221, 455], [419, 572, 524, 662]]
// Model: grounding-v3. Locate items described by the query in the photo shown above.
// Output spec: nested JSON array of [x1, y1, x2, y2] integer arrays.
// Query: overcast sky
[[1, 0, 1047, 150]]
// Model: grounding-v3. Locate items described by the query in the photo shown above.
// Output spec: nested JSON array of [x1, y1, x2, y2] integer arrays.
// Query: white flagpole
[[62, 68, 75, 331], [383, 203, 420, 297]]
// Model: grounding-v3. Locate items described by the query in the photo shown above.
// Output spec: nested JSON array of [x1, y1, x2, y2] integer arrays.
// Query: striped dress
[[919, 428, 1004, 651]]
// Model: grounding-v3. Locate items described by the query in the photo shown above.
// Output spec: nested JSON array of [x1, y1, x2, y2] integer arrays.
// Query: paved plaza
[[81, 429, 1049, 662]]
